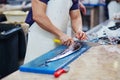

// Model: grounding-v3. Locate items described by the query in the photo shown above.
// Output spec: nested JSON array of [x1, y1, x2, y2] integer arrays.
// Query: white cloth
[[24, 0, 73, 63]]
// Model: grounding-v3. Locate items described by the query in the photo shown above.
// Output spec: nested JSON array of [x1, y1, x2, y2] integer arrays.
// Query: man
[[24, 0, 87, 63]]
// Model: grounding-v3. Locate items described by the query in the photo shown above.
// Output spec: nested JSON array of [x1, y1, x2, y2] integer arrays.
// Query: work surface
[[2, 45, 120, 80]]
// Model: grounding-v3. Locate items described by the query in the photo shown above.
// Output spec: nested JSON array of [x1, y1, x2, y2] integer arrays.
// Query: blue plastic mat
[[19, 42, 90, 74]]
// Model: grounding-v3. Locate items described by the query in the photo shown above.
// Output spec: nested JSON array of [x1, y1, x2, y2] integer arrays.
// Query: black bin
[[0, 23, 26, 79]]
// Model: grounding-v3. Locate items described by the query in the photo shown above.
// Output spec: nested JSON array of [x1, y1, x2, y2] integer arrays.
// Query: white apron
[[24, 0, 73, 63]]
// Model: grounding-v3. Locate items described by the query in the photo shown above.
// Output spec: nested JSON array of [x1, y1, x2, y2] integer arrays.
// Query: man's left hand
[[75, 30, 87, 40]]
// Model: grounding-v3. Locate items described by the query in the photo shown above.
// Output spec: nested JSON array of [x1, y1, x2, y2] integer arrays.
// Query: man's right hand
[[59, 34, 74, 46]]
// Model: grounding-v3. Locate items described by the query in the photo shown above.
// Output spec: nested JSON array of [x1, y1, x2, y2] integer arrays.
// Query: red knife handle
[[54, 69, 66, 78]]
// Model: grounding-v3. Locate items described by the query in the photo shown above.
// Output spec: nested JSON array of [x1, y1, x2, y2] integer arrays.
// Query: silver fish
[[46, 41, 82, 62]]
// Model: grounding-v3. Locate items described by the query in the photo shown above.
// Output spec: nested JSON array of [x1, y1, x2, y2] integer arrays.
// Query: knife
[[79, 40, 100, 46], [53, 38, 101, 47]]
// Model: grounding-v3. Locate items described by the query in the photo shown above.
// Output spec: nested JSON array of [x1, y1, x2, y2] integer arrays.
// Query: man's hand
[[75, 30, 87, 40], [59, 34, 74, 46], [79, 2, 86, 15]]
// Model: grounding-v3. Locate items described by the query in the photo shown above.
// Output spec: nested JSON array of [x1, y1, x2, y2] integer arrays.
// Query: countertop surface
[[0, 4, 31, 13], [2, 45, 120, 80]]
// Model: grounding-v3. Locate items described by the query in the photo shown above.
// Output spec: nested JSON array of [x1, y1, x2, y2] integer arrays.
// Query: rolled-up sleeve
[[25, 0, 49, 26], [70, 0, 79, 10], [40, 0, 49, 4]]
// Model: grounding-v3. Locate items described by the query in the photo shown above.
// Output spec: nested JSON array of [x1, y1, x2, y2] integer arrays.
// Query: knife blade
[[79, 40, 101, 47]]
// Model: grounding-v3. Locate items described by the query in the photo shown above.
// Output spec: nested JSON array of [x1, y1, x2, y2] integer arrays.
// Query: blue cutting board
[[19, 42, 90, 74]]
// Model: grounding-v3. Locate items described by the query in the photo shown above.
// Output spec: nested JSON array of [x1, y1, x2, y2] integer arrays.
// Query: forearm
[[34, 14, 64, 37], [70, 10, 87, 40], [72, 16, 82, 33], [32, 0, 64, 37], [70, 10, 83, 33]]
